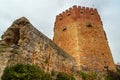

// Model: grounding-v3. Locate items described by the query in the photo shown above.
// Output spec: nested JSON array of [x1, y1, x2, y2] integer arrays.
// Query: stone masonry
[[0, 17, 76, 79], [53, 5, 116, 72]]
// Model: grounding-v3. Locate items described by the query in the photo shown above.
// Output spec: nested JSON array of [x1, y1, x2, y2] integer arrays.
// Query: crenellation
[[78, 6, 81, 9], [79, 7, 84, 13], [85, 7, 90, 14], [73, 5, 77, 9], [73, 5, 78, 13], [69, 7, 72, 11], [55, 5, 102, 28]]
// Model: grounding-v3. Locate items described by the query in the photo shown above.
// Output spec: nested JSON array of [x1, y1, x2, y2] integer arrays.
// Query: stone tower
[[53, 5, 116, 72]]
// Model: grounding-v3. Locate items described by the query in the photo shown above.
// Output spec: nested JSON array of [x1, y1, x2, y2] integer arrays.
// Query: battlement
[[55, 5, 102, 27]]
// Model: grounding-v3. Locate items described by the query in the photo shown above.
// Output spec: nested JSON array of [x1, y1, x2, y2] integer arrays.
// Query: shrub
[[105, 74, 112, 80], [79, 71, 99, 80], [80, 72, 87, 80], [42, 73, 53, 80], [51, 70, 56, 76], [1, 64, 76, 80], [1, 63, 53, 80], [56, 72, 75, 80], [104, 70, 120, 80]]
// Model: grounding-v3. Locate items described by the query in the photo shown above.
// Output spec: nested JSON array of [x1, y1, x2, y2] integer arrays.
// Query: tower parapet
[[55, 5, 102, 29]]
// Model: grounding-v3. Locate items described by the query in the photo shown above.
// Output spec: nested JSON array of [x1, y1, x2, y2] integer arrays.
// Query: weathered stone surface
[[0, 17, 76, 79], [0, 45, 12, 79], [1, 17, 29, 45], [53, 5, 116, 72]]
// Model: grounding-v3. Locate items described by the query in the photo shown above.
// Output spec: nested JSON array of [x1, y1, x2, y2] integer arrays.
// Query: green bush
[[1, 64, 53, 80], [42, 73, 53, 80], [51, 70, 56, 76], [80, 72, 87, 80], [79, 71, 99, 80], [56, 72, 75, 80], [1, 63, 76, 80], [116, 72, 120, 77], [104, 70, 120, 80]]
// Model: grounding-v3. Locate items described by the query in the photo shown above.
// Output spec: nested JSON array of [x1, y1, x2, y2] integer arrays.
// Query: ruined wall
[[53, 5, 116, 72], [1, 17, 29, 45], [12, 24, 76, 73], [0, 17, 76, 79]]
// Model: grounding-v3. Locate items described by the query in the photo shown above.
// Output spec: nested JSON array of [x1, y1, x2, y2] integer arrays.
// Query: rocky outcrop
[[0, 17, 76, 79]]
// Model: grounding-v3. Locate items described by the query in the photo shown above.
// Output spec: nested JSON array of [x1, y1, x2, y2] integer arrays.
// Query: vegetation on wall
[[105, 70, 120, 80], [78, 70, 120, 80], [1, 64, 52, 80], [1, 63, 75, 80], [56, 72, 75, 80], [79, 71, 98, 80]]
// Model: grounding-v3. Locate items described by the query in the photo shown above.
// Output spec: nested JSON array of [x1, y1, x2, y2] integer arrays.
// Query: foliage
[[1, 64, 76, 80], [104, 70, 120, 80], [78, 71, 120, 80], [1, 63, 53, 80], [105, 75, 112, 80], [56, 72, 75, 80], [51, 70, 56, 76], [42, 73, 53, 80], [79, 71, 99, 80], [116, 72, 120, 79], [80, 72, 87, 80], [88, 72, 98, 79], [116, 65, 120, 72], [2, 63, 120, 80]]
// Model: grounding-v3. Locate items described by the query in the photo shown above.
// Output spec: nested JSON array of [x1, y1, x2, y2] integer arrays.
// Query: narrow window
[[80, 11, 83, 14], [80, 10, 83, 14], [63, 27, 67, 31], [102, 53, 104, 55], [91, 13, 94, 15], [87, 23, 92, 27], [59, 16, 63, 20], [67, 12, 71, 16]]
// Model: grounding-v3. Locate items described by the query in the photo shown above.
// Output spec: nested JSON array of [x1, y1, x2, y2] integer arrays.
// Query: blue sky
[[0, 0, 120, 63]]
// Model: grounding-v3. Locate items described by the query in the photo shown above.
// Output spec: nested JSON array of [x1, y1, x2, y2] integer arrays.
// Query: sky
[[0, 0, 120, 63]]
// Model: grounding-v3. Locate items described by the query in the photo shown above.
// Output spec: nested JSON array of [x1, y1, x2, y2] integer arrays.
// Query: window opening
[[63, 27, 67, 31], [87, 23, 92, 27]]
